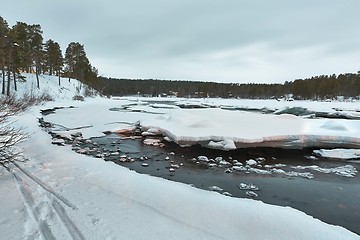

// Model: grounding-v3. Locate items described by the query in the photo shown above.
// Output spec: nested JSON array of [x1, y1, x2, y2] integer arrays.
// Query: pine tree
[[0, 16, 9, 95], [45, 39, 63, 85], [28, 24, 43, 89], [64, 42, 91, 82]]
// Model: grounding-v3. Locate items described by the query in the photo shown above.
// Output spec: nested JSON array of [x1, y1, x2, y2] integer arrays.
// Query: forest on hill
[[0, 16, 98, 96], [94, 73, 360, 100], [1, 16, 359, 100]]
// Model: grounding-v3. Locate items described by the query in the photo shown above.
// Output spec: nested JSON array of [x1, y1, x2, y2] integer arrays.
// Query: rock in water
[[246, 191, 258, 198]]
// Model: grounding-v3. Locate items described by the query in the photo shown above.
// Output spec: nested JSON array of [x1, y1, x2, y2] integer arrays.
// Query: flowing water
[[77, 133, 360, 234]]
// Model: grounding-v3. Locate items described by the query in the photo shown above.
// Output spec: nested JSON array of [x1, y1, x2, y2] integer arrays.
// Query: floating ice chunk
[[271, 168, 286, 174], [222, 192, 232, 197], [209, 186, 223, 192], [249, 168, 271, 175], [232, 166, 247, 171], [150, 103, 180, 109], [245, 191, 258, 198], [305, 155, 318, 160], [285, 171, 314, 179], [292, 165, 357, 177], [334, 165, 357, 177], [141, 163, 149, 167], [264, 163, 287, 168]]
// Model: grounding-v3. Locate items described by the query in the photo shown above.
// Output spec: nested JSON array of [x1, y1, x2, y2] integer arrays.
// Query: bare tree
[[0, 96, 28, 163]]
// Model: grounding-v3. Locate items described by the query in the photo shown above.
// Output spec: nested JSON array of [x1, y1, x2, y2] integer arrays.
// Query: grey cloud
[[2, 0, 360, 83]]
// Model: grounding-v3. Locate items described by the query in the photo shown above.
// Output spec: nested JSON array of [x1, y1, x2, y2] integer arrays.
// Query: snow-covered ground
[[1, 74, 360, 239]]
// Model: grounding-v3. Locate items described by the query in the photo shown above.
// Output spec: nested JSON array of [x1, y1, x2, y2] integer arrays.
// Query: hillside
[[6, 73, 97, 101]]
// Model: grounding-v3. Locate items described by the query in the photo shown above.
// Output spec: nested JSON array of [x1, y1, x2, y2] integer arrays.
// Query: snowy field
[[1, 74, 360, 239]]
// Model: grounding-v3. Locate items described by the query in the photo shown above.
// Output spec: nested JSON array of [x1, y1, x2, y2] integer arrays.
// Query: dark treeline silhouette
[[95, 72, 360, 100]]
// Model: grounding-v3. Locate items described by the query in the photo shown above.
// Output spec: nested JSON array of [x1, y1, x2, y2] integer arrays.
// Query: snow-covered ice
[[314, 149, 360, 160]]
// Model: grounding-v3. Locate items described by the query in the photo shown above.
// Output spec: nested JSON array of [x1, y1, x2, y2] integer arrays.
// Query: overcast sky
[[2, 0, 360, 83]]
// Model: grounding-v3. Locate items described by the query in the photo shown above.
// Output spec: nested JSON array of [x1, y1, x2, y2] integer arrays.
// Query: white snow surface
[[314, 149, 360, 159], [1, 74, 360, 239]]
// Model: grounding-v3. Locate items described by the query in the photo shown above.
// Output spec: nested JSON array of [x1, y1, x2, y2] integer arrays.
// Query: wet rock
[[238, 183, 259, 191], [197, 156, 209, 162], [219, 160, 231, 166], [234, 162, 243, 166], [52, 138, 65, 146], [143, 138, 164, 147], [215, 156, 223, 162], [246, 159, 257, 166], [207, 163, 217, 168], [76, 148, 90, 154], [170, 164, 180, 169], [232, 166, 247, 171]]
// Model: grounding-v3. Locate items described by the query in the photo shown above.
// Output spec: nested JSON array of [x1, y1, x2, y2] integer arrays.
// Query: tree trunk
[[36, 65, 40, 89], [7, 62, 10, 96], [58, 68, 61, 86], [13, 67, 17, 92], [1, 57, 5, 95], [6, 49, 11, 96]]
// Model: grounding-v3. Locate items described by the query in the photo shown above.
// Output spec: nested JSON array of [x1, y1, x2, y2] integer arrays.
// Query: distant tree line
[[0, 16, 98, 96], [96, 72, 360, 100]]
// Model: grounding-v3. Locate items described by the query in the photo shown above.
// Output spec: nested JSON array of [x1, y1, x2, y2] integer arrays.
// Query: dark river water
[[76, 133, 360, 235]]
